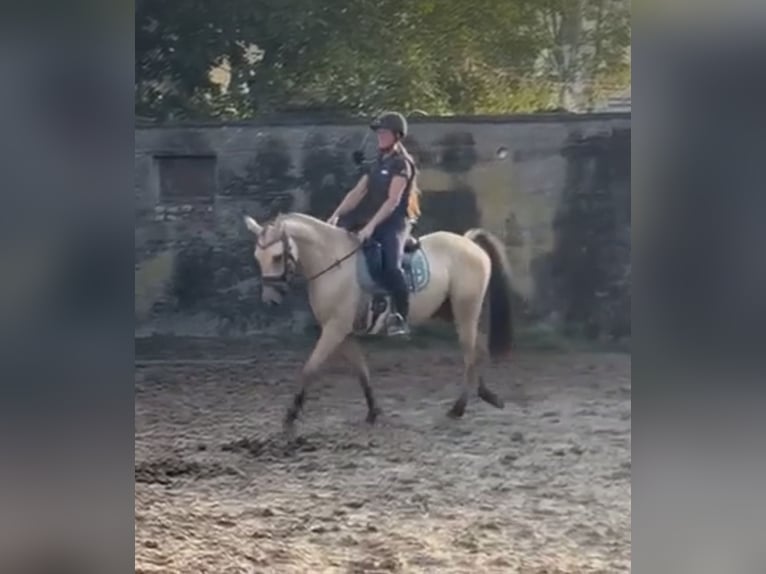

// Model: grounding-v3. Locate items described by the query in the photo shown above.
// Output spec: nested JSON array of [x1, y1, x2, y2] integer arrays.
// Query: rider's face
[[376, 128, 396, 150]]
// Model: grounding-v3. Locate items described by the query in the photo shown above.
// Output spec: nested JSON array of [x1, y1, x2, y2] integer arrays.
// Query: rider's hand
[[327, 214, 339, 226], [357, 224, 374, 242]]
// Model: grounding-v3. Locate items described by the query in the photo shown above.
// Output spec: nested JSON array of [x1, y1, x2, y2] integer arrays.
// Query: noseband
[[256, 226, 296, 291]]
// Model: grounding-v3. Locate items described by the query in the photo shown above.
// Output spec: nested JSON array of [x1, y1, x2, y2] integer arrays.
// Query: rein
[[305, 243, 362, 282], [257, 223, 361, 286]]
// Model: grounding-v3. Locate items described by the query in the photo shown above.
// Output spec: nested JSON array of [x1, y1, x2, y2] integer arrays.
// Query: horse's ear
[[244, 215, 262, 235]]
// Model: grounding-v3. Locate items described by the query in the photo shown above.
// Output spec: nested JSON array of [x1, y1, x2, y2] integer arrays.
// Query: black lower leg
[[284, 389, 305, 424], [448, 392, 468, 418], [385, 270, 409, 319], [379, 229, 409, 319], [360, 377, 376, 411], [360, 376, 381, 423], [478, 376, 505, 408]]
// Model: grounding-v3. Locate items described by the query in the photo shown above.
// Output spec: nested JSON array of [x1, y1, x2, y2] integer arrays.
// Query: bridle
[[256, 225, 297, 292], [255, 223, 362, 291]]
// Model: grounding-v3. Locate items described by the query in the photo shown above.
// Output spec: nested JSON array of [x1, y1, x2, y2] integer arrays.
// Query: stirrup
[[385, 313, 410, 337]]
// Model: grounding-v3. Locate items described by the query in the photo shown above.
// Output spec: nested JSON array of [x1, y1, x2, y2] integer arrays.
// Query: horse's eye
[[273, 254, 283, 263]]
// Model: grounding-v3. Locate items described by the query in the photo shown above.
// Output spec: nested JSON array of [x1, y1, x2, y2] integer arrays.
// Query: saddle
[[403, 236, 421, 253], [340, 218, 421, 263], [355, 235, 429, 335], [337, 216, 426, 291]]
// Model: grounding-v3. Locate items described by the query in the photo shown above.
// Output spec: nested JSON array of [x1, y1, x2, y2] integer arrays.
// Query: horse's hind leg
[[447, 295, 483, 419], [338, 338, 381, 424], [475, 335, 505, 409]]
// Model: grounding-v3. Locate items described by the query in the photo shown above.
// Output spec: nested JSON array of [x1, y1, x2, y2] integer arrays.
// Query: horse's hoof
[[478, 382, 505, 409], [366, 407, 382, 424], [282, 424, 297, 443], [283, 409, 299, 434], [447, 399, 467, 419]]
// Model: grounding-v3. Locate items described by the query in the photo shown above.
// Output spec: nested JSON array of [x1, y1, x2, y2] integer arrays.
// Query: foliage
[[525, 0, 631, 109], [136, 0, 630, 120]]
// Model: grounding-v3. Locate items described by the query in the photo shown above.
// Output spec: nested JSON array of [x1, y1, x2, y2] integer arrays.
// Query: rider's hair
[[395, 141, 422, 221]]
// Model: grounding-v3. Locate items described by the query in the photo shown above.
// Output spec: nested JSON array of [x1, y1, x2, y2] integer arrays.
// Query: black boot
[[386, 282, 411, 337]]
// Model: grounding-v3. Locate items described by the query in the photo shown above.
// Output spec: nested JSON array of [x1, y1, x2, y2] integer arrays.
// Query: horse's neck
[[283, 214, 356, 278]]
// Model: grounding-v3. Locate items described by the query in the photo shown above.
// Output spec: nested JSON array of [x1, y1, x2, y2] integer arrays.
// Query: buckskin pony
[[244, 212, 515, 431]]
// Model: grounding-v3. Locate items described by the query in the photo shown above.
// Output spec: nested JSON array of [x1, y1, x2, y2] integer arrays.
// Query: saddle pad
[[356, 248, 431, 294]]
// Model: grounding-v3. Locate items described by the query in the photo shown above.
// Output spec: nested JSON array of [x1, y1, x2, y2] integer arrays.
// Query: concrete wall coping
[[136, 112, 630, 130]]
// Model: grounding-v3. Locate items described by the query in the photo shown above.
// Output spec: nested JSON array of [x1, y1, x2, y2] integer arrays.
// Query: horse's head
[[244, 215, 298, 306]]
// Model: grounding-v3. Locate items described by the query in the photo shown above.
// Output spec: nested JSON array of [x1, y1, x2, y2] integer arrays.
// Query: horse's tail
[[464, 228, 514, 358]]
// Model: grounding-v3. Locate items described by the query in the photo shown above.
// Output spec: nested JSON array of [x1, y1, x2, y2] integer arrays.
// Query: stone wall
[[135, 113, 630, 342]]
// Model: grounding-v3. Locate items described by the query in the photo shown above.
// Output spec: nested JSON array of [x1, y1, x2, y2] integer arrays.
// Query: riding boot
[[375, 222, 411, 337], [386, 277, 411, 337]]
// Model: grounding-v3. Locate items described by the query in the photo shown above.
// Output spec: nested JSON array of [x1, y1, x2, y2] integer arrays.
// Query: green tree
[[524, 0, 630, 110], [135, 0, 630, 119]]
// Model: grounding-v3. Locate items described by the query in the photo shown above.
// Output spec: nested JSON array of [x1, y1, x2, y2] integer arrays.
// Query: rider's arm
[[331, 175, 369, 218]]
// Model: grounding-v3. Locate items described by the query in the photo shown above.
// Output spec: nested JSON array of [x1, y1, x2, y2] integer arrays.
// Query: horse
[[243, 211, 516, 430]]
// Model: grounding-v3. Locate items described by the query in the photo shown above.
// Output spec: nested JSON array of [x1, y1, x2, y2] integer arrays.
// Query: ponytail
[[396, 142, 422, 221]]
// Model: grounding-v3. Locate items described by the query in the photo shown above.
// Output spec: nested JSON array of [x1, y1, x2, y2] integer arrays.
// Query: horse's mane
[[279, 212, 327, 227], [274, 212, 354, 242]]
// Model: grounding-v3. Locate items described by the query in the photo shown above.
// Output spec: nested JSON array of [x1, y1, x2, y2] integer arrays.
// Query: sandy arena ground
[[135, 339, 630, 573]]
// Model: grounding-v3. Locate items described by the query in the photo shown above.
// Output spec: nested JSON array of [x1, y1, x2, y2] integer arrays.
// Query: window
[[156, 155, 216, 203]]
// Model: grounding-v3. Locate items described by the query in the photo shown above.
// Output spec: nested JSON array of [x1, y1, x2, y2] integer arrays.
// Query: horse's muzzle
[[261, 281, 287, 305]]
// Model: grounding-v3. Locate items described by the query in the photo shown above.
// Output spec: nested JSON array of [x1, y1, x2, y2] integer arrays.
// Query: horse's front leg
[[338, 338, 381, 424], [284, 324, 347, 430]]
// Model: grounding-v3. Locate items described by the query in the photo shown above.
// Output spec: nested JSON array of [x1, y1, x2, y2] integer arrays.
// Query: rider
[[328, 111, 421, 337]]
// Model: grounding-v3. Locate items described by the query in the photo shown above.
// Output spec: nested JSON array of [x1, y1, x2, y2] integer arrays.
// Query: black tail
[[464, 229, 514, 358]]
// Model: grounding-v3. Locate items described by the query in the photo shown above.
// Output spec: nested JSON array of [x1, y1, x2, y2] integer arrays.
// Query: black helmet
[[370, 111, 407, 138]]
